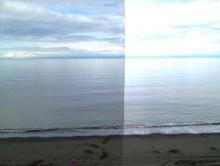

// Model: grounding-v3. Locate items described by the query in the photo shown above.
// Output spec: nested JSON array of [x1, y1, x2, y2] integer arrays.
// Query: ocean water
[[0, 59, 124, 137], [124, 58, 220, 135], [1, 58, 220, 137]]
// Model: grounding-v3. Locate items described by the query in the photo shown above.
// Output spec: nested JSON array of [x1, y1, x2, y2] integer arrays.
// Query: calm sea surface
[[124, 58, 220, 134], [1, 58, 220, 137]]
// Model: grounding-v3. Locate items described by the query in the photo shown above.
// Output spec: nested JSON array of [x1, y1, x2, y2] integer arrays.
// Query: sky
[[1, 0, 220, 58], [126, 0, 220, 57], [0, 0, 124, 58]]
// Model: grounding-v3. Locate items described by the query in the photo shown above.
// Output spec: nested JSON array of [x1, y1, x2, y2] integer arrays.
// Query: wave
[[1, 122, 220, 137], [0, 126, 123, 134]]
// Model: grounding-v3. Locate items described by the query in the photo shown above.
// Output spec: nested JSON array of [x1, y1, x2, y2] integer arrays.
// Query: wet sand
[[1, 134, 220, 166]]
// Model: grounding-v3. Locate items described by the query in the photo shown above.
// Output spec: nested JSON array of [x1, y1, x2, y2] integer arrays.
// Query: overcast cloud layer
[[2, 0, 220, 58], [0, 0, 124, 58], [126, 0, 220, 57]]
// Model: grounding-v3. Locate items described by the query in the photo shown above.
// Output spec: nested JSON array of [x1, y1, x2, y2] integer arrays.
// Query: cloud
[[0, 0, 124, 58], [126, 0, 220, 57]]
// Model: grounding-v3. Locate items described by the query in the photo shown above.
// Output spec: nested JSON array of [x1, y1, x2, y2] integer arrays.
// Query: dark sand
[[1, 134, 220, 166]]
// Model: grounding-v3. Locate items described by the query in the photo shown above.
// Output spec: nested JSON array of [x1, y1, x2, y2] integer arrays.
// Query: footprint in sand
[[102, 137, 111, 144], [168, 149, 181, 154], [210, 147, 218, 151], [99, 151, 109, 160], [86, 143, 99, 149], [84, 149, 94, 154], [85, 143, 109, 160], [29, 159, 43, 166]]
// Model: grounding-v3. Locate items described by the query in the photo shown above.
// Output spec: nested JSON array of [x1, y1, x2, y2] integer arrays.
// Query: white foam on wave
[[1, 123, 220, 138]]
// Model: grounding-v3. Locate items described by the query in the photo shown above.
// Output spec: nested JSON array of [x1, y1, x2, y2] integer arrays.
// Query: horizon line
[[1, 55, 220, 60]]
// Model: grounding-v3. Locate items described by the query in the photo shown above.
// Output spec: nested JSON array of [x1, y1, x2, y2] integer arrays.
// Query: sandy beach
[[1, 134, 220, 166]]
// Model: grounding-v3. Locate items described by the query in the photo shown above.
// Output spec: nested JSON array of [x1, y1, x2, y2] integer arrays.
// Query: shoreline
[[2, 122, 220, 138], [1, 132, 220, 140], [1, 133, 220, 166]]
